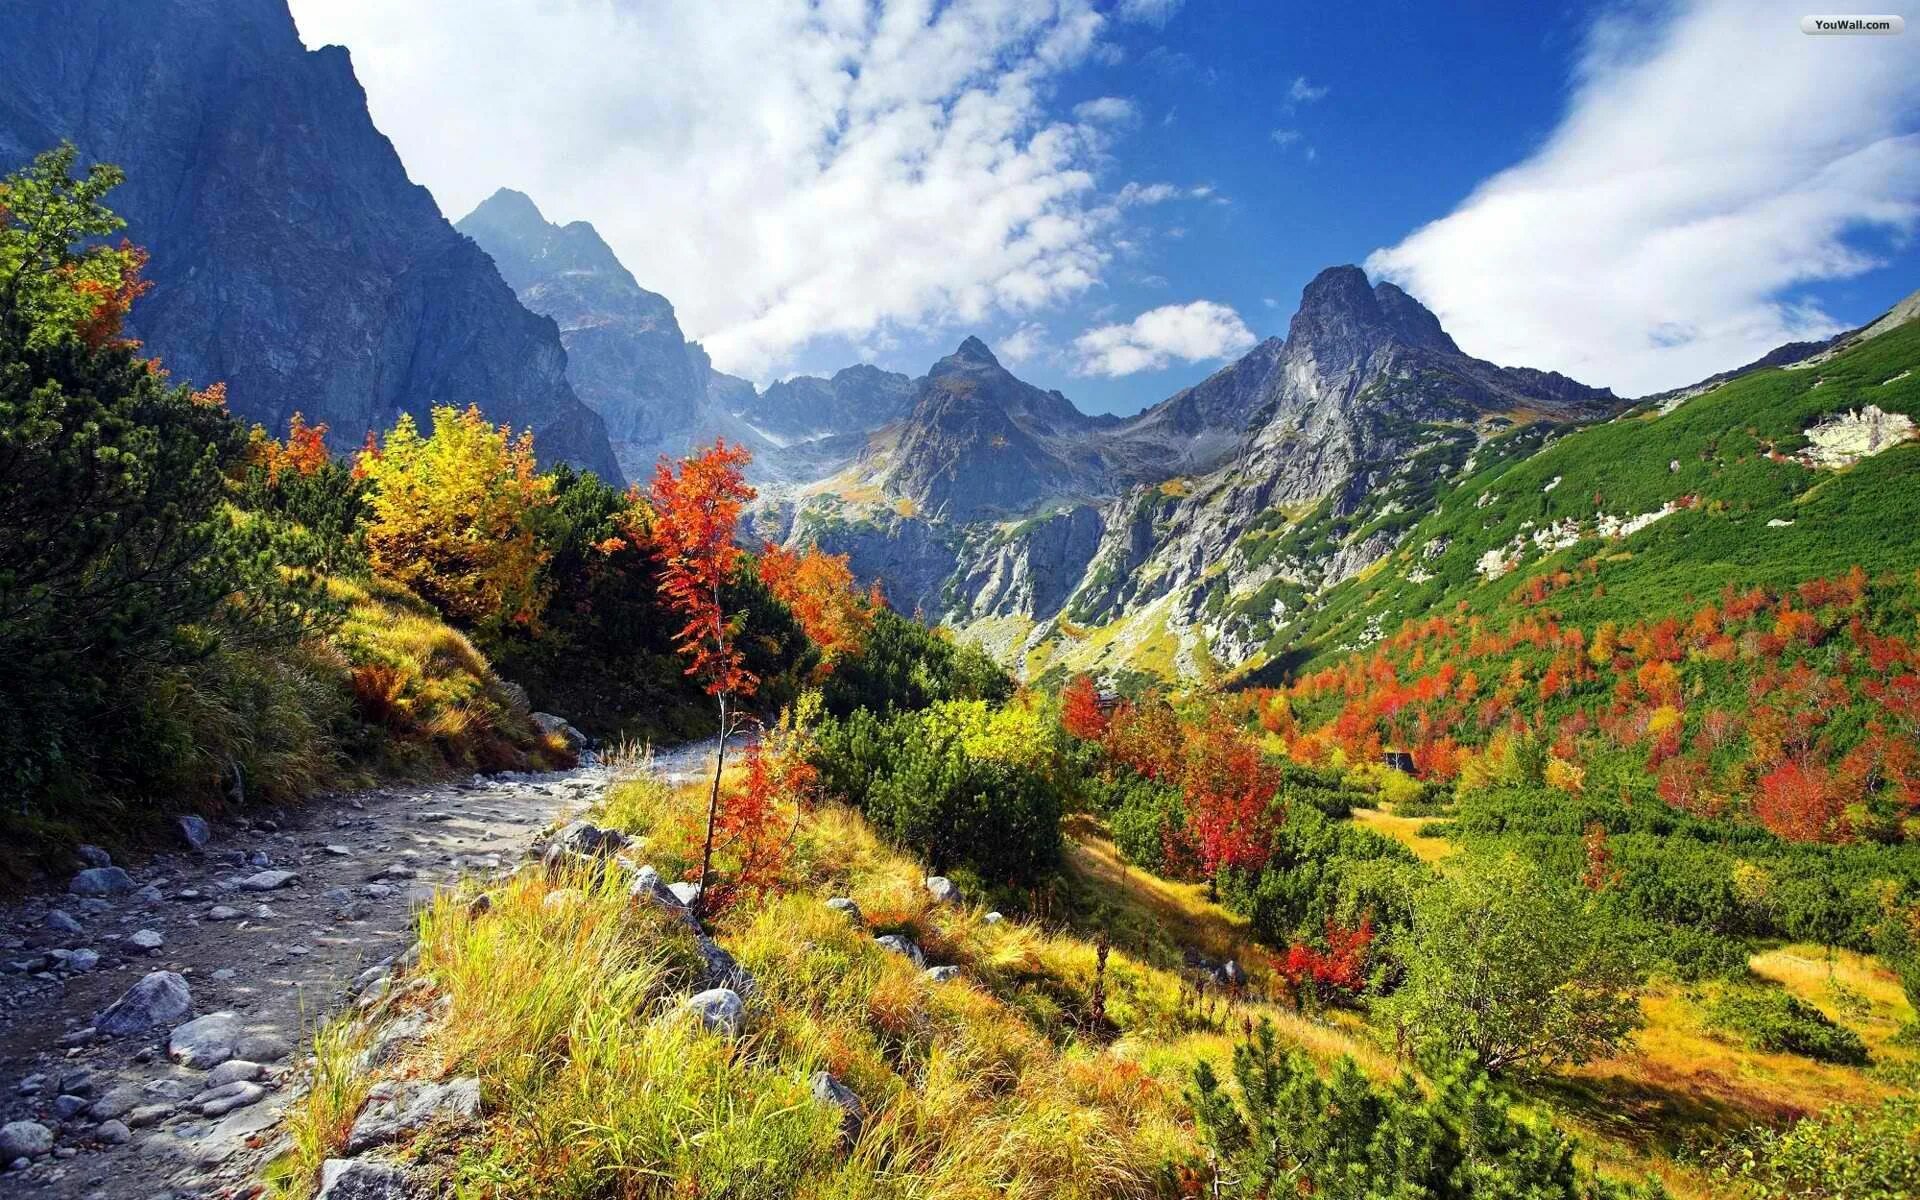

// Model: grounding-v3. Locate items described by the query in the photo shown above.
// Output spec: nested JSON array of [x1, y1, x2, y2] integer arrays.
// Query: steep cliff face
[[458, 189, 704, 454], [0, 0, 622, 482]]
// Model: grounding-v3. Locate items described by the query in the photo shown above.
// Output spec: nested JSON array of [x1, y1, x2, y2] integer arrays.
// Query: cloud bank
[[290, 0, 1176, 379], [1367, 0, 1920, 396], [1073, 300, 1255, 376]]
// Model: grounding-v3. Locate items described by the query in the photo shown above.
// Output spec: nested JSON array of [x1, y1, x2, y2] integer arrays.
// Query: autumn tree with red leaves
[[649, 438, 758, 916], [1182, 723, 1283, 890], [1060, 674, 1109, 741], [757, 541, 871, 676]]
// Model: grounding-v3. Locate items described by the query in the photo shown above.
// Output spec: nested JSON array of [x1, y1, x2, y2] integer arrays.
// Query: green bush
[[1704, 985, 1868, 1065], [818, 606, 1011, 716], [1378, 853, 1643, 1077], [1188, 1020, 1663, 1199], [810, 700, 1064, 885], [1715, 1094, 1920, 1200]]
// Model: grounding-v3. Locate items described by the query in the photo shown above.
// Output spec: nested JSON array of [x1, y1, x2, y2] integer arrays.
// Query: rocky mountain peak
[[952, 336, 1001, 367], [1371, 279, 1459, 354]]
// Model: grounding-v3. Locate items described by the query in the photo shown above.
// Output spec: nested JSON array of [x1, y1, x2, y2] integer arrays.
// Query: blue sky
[[293, 0, 1920, 413]]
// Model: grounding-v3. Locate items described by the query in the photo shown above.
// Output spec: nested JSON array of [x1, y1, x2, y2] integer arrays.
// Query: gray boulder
[[923, 876, 957, 905], [875, 935, 925, 968], [68, 867, 135, 898], [628, 867, 696, 927], [75, 845, 112, 869], [95, 1120, 130, 1146], [683, 987, 744, 1037], [88, 1084, 145, 1120], [825, 897, 863, 924], [983, 911, 1006, 925], [926, 965, 962, 983], [0, 1121, 52, 1160], [175, 814, 213, 851], [205, 904, 241, 921], [317, 1158, 412, 1200], [95, 971, 192, 1036], [235, 1031, 293, 1064], [168, 1010, 243, 1068], [127, 929, 164, 952], [667, 881, 703, 908], [530, 712, 589, 754]]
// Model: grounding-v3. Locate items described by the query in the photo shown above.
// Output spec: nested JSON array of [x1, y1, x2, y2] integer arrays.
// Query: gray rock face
[[750, 365, 915, 444], [317, 1158, 412, 1200], [346, 1077, 482, 1154], [168, 1010, 243, 1068], [875, 935, 925, 968], [0, 0, 623, 484], [682, 987, 744, 1037], [95, 971, 192, 1036], [0, 1121, 52, 1160], [67, 867, 134, 898]]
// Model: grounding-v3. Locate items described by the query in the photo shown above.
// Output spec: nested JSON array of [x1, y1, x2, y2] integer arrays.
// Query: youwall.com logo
[[1800, 13, 1905, 33]]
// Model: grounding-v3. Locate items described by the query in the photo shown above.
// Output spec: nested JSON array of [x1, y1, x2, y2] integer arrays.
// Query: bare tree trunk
[[695, 691, 728, 922]]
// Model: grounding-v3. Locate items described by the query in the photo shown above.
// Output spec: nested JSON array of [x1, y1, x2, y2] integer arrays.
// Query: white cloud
[[1367, 0, 1920, 396], [1116, 0, 1184, 27], [1072, 300, 1256, 376], [1072, 95, 1137, 124], [998, 321, 1051, 364], [1287, 76, 1329, 104], [1117, 181, 1181, 206], [288, 0, 1132, 379], [1270, 128, 1302, 147]]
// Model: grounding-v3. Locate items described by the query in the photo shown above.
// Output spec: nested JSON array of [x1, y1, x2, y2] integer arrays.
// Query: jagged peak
[[953, 335, 1001, 367], [462, 186, 548, 232]]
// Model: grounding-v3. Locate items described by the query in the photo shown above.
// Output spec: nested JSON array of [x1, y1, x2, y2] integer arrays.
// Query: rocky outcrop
[[0, 0, 622, 483], [748, 365, 916, 444]]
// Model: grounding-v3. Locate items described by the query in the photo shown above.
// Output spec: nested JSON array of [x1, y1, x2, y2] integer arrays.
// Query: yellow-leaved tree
[[359, 405, 552, 631]]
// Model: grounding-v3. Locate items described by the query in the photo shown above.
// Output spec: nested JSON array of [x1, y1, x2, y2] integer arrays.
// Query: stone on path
[[205, 905, 240, 921], [68, 867, 135, 898], [206, 1059, 264, 1087], [175, 814, 212, 851], [0, 1120, 52, 1161], [45, 909, 83, 936], [237, 869, 299, 892], [126, 928, 164, 952], [95, 1120, 130, 1145], [192, 1079, 266, 1117], [95, 971, 192, 1036], [168, 1010, 243, 1068]]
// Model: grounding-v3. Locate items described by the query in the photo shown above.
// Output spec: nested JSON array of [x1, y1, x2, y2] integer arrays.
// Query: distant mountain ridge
[[0, 0, 624, 483]]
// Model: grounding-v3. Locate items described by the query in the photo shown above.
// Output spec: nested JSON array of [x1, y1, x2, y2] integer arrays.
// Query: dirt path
[[0, 745, 717, 1199]]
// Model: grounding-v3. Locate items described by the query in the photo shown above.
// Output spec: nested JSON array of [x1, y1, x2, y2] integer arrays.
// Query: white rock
[[682, 987, 744, 1037]]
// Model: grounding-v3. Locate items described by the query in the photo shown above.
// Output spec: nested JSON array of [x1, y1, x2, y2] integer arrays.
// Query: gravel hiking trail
[[0, 737, 724, 1199]]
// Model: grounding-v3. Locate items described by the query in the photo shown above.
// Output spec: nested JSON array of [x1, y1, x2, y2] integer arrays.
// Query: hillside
[[1255, 295, 1920, 676]]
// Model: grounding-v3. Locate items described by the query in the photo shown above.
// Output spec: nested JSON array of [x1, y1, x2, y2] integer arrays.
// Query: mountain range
[[4, 0, 1912, 688]]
